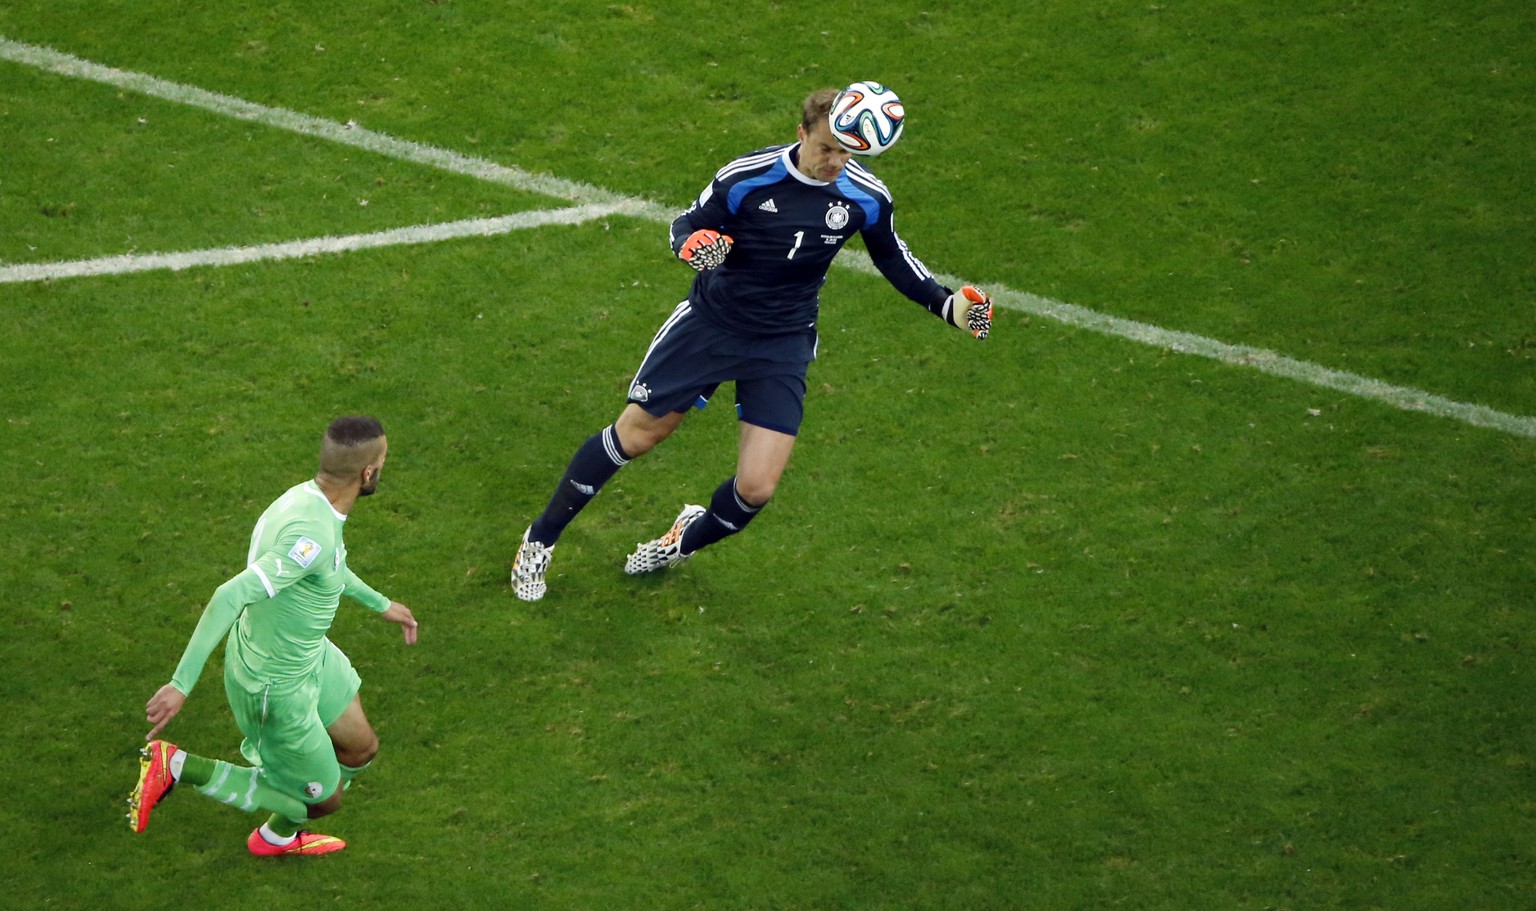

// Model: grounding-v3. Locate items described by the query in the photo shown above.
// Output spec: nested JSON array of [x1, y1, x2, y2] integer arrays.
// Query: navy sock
[[529, 425, 630, 545], [681, 477, 763, 555]]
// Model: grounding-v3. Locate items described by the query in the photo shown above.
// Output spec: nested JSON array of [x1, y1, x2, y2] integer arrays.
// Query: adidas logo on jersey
[[758, 198, 779, 213]]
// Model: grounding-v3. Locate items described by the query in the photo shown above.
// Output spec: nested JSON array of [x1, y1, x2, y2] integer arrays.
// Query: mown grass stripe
[[0, 36, 662, 215], [835, 252, 1536, 439], [4, 35, 1531, 439]]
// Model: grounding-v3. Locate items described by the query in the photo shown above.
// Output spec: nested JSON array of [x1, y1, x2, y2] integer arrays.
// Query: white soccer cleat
[[511, 527, 556, 602], [624, 504, 706, 575]]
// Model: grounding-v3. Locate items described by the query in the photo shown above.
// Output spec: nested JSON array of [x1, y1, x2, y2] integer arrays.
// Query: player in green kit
[[128, 416, 419, 856]]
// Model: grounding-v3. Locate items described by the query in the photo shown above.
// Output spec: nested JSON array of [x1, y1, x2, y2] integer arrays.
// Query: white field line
[[850, 252, 1536, 439], [3, 36, 1532, 439], [0, 204, 644, 283]]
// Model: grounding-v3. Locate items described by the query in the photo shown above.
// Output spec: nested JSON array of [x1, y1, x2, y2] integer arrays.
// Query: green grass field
[[2, 2, 1532, 909]]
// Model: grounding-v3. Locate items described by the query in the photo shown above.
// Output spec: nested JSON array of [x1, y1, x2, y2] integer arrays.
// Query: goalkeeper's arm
[[676, 228, 734, 272], [936, 285, 993, 340]]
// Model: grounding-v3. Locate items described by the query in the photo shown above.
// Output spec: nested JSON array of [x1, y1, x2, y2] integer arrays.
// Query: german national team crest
[[825, 202, 850, 231]]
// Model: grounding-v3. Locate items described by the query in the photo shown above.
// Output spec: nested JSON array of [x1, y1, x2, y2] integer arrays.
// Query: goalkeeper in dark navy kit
[[510, 85, 994, 601]]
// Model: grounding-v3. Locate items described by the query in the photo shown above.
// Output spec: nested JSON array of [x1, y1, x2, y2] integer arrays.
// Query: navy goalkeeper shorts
[[626, 299, 817, 437]]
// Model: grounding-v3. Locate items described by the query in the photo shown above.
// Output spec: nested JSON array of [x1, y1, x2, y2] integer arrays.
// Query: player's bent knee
[[617, 432, 659, 458], [615, 405, 683, 456], [615, 425, 665, 456], [733, 478, 777, 507], [336, 735, 379, 770]]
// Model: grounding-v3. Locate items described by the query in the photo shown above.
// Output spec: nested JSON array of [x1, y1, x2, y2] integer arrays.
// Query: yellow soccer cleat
[[127, 740, 179, 834]]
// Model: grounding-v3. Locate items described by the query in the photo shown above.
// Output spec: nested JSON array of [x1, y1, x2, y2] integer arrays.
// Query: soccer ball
[[829, 81, 905, 156]]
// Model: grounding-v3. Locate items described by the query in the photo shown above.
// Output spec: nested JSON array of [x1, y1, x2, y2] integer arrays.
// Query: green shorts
[[226, 638, 362, 805]]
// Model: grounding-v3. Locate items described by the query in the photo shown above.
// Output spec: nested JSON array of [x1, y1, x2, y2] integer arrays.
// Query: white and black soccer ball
[[829, 81, 905, 156]]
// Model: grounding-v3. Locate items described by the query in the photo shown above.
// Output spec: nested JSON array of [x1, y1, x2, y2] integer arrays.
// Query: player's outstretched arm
[[380, 600, 419, 645], [150, 571, 262, 739], [942, 285, 993, 340]]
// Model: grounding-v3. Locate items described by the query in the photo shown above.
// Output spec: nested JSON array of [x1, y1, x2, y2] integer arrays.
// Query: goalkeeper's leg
[[527, 423, 634, 546], [679, 476, 766, 555], [516, 423, 635, 600], [676, 423, 791, 557]]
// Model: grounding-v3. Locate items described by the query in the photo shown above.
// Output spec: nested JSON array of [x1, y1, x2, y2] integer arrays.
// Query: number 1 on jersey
[[787, 230, 804, 260]]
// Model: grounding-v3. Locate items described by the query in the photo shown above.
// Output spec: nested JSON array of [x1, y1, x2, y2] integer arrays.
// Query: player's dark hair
[[801, 88, 840, 132], [325, 415, 385, 447], [317, 416, 386, 484]]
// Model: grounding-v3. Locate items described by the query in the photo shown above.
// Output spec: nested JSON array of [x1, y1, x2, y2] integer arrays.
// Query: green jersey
[[170, 480, 389, 696]]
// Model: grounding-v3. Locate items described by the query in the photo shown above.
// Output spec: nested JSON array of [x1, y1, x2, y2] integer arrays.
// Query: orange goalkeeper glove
[[679, 229, 734, 271], [945, 285, 992, 339]]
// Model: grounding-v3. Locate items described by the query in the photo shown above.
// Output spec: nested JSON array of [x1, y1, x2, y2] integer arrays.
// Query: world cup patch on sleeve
[[288, 536, 322, 568]]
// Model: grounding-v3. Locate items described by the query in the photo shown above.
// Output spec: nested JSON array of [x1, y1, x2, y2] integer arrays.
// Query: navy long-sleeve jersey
[[669, 142, 952, 336]]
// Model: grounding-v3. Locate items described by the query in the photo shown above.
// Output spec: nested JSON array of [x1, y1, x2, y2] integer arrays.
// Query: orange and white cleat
[[246, 828, 347, 857], [511, 526, 556, 602], [624, 504, 706, 574], [127, 740, 179, 834]]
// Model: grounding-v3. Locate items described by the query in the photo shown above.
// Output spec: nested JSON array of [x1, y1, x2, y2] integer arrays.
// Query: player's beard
[[360, 470, 380, 497]]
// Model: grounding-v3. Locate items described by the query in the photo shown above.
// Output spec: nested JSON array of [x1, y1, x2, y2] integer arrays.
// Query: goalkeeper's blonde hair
[[800, 88, 840, 133]]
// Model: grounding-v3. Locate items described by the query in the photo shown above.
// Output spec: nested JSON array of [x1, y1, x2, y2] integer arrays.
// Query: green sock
[[177, 753, 216, 788], [190, 759, 308, 820], [339, 760, 371, 791], [264, 812, 305, 839]]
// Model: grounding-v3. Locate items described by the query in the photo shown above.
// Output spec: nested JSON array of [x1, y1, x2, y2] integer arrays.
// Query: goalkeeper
[[128, 416, 419, 856], [511, 85, 993, 601]]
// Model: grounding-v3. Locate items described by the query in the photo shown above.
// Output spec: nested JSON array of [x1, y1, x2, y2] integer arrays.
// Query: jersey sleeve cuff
[[249, 564, 276, 598]]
